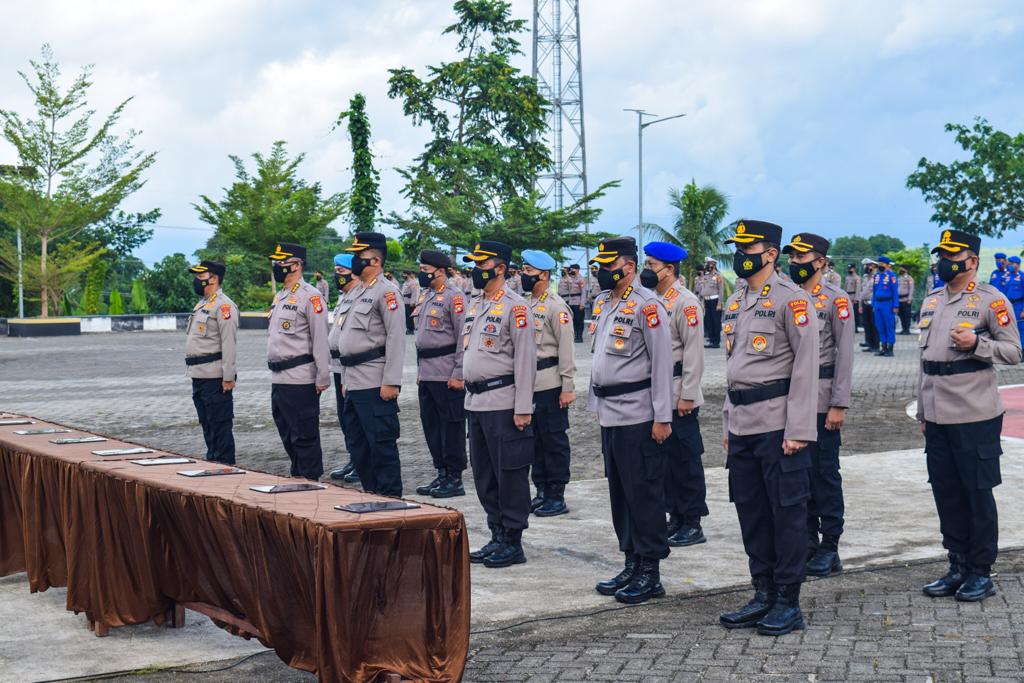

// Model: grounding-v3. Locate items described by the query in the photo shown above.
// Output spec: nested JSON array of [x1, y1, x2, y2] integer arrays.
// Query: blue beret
[[995, 252, 1007, 259], [644, 241, 687, 263], [1009, 255, 1021, 264], [877, 255, 892, 264], [521, 249, 556, 271], [334, 253, 353, 268]]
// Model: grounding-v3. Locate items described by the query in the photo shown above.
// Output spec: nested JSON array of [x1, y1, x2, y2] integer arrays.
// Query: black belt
[[267, 354, 314, 372], [875, 297, 893, 302], [417, 343, 457, 360], [465, 374, 515, 394], [537, 356, 558, 371], [1012, 298, 1024, 304], [819, 364, 835, 380], [330, 349, 340, 359], [922, 359, 990, 376], [186, 352, 222, 366], [339, 346, 386, 367], [592, 378, 652, 398], [673, 361, 683, 377], [727, 379, 791, 406]]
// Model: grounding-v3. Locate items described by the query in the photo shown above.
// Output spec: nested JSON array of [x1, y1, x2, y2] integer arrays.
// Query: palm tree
[[650, 180, 731, 286]]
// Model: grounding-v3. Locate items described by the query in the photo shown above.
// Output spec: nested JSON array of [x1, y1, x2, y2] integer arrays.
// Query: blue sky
[[1, 0, 1022, 266]]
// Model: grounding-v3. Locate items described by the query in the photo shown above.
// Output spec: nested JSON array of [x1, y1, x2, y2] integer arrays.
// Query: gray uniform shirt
[[315, 277, 330, 303], [413, 282, 466, 382], [664, 285, 704, 407], [462, 285, 537, 414], [267, 279, 331, 386], [334, 276, 406, 390], [561, 274, 584, 306], [697, 270, 725, 301], [721, 271, 819, 442], [588, 282, 673, 427], [916, 279, 1023, 424], [185, 289, 239, 381], [899, 274, 915, 302], [402, 279, 420, 306], [858, 273, 874, 304], [844, 273, 861, 296], [809, 283, 855, 413], [528, 289, 576, 393]]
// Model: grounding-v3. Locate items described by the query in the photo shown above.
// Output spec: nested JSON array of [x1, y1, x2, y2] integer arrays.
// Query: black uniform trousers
[[342, 387, 403, 497], [898, 301, 912, 333], [924, 415, 1002, 573], [405, 304, 415, 334], [861, 302, 878, 348], [602, 421, 670, 560], [468, 409, 533, 531], [192, 378, 235, 464], [852, 298, 862, 330], [728, 429, 810, 586], [332, 373, 354, 457], [270, 383, 323, 480], [665, 408, 708, 526], [807, 412, 844, 547], [571, 303, 585, 343], [531, 387, 571, 488], [704, 299, 722, 346], [418, 380, 467, 475]]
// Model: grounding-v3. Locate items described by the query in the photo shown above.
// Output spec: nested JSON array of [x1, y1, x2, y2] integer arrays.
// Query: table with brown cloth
[[0, 414, 470, 683]]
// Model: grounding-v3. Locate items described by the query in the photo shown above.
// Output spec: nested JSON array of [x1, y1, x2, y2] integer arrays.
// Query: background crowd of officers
[[182, 222, 1020, 637]]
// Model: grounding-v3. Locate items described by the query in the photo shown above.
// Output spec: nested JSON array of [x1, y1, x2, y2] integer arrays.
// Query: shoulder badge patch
[[642, 303, 660, 328], [310, 295, 324, 314], [834, 297, 850, 320], [789, 299, 809, 327], [454, 295, 464, 314], [684, 304, 699, 327], [221, 304, 232, 320], [559, 310, 571, 325], [384, 291, 399, 311], [513, 304, 528, 328], [992, 299, 1011, 326]]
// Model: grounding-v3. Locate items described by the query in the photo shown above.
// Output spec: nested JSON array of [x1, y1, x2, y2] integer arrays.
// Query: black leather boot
[[595, 554, 638, 596], [614, 558, 665, 604], [329, 461, 355, 481], [530, 485, 546, 511], [666, 514, 683, 538], [884, 344, 895, 357], [757, 582, 805, 636], [416, 469, 446, 496], [535, 483, 569, 517], [806, 535, 842, 577], [430, 474, 465, 498], [922, 552, 966, 597], [469, 524, 503, 564], [955, 566, 996, 602], [667, 525, 706, 547], [720, 576, 776, 629], [874, 343, 887, 356], [484, 527, 527, 568]]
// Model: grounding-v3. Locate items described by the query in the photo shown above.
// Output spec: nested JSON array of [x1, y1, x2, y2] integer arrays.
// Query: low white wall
[[143, 315, 179, 331], [80, 317, 112, 333]]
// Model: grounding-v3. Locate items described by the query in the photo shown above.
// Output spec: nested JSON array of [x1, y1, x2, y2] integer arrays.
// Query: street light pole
[[15, 227, 23, 318], [624, 109, 685, 256]]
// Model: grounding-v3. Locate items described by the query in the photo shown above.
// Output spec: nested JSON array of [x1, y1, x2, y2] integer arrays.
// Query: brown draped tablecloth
[[0, 414, 470, 682]]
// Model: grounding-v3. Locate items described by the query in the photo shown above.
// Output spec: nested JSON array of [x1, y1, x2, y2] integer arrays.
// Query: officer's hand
[[447, 378, 465, 391], [559, 391, 576, 409], [824, 407, 846, 430], [316, 384, 329, 394], [950, 327, 977, 352], [222, 380, 236, 393], [782, 439, 808, 455], [716, 303, 722, 312], [722, 436, 729, 452], [677, 399, 695, 417], [380, 385, 400, 401], [513, 414, 532, 431], [893, 307, 899, 314], [651, 421, 672, 444], [340, 385, 346, 399], [919, 420, 926, 435]]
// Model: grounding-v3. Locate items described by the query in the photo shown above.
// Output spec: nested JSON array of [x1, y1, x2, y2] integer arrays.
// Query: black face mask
[[417, 271, 435, 288], [597, 267, 626, 291], [192, 277, 209, 297], [520, 273, 541, 294], [937, 257, 968, 283], [733, 251, 766, 279], [639, 268, 660, 289], [788, 261, 819, 285], [334, 273, 351, 290], [272, 263, 293, 281], [351, 257, 372, 276], [472, 266, 498, 289]]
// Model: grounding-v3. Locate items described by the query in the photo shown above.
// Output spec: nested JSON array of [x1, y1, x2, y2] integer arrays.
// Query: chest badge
[[752, 335, 768, 352]]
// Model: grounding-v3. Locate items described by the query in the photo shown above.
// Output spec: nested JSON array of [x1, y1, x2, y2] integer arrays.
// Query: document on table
[[250, 483, 326, 494]]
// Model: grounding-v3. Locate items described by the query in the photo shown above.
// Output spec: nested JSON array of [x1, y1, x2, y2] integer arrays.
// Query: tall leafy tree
[[386, 0, 615, 256], [334, 93, 381, 233], [0, 45, 156, 316], [907, 117, 1024, 238], [144, 253, 195, 314], [650, 181, 731, 283]]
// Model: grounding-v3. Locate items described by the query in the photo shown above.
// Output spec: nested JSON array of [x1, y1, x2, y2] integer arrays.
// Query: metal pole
[[16, 227, 23, 318]]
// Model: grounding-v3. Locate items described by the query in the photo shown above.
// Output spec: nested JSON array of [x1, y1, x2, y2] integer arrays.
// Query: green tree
[[907, 117, 1024, 238], [108, 287, 124, 315], [194, 141, 347, 292], [650, 181, 731, 284], [831, 235, 873, 263], [334, 93, 380, 233], [867, 234, 905, 257], [130, 278, 148, 313], [78, 257, 109, 314], [144, 253, 194, 313], [386, 0, 616, 256], [0, 45, 156, 316]]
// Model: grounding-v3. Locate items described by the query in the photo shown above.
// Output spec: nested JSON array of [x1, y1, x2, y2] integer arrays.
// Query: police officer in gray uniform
[[589, 236, 674, 605], [267, 243, 332, 480], [718, 220, 819, 636], [413, 249, 468, 498], [328, 254, 361, 482], [462, 240, 537, 569], [783, 234, 855, 577], [335, 232, 407, 497], [521, 249, 576, 517], [186, 260, 239, 464]]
